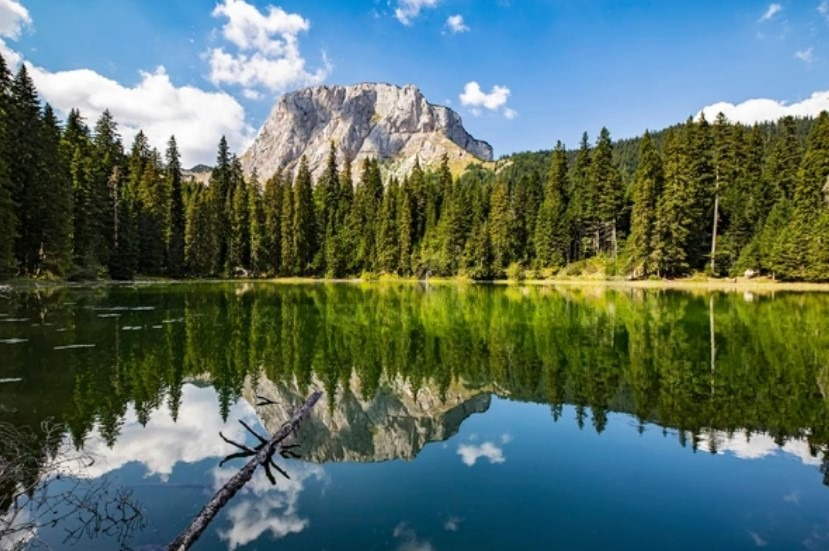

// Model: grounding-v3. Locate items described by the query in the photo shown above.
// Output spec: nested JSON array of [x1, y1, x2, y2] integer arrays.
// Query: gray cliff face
[[245, 373, 491, 463], [241, 83, 494, 182]]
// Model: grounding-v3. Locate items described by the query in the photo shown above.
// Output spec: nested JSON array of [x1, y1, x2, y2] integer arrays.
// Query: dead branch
[[167, 390, 322, 551]]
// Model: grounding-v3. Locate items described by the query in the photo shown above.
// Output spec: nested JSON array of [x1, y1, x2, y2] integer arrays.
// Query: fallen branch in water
[[167, 390, 322, 551]]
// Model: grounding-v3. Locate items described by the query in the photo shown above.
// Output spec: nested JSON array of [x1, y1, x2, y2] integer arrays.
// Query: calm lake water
[[2, 282, 829, 550]]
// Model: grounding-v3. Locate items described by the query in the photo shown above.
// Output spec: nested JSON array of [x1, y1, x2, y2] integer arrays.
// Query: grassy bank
[[3, 275, 829, 293]]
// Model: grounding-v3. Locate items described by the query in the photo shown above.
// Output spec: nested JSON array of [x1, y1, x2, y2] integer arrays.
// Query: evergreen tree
[[489, 179, 515, 273], [93, 110, 124, 272], [228, 157, 250, 271], [209, 136, 233, 273], [764, 116, 802, 201], [376, 177, 399, 273], [248, 171, 267, 275], [350, 158, 383, 272], [185, 185, 217, 275], [62, 110, 97, 272], [629, 132, 663, 275], [38, 104, 73, 275], [136, 148, 167, 274], [0, 55, 15, 277], [685, 114, 716, 270], [166, 136, 185, 277], [567, 132, 592, 260], [797, 111, 829, 279], [397, 176, 414, 275], [590, 127, 623, 257], [292, 156, 316, 274], [8, 65, 45, 273], [654, 130, 692, 276], [280, 177, 295, 275], [262, 172, 283, 274], [534, 141, 571, 268]]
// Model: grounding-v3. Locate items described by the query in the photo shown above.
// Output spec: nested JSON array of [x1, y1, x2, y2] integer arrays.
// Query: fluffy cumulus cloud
[[445, 14, 469, 34], [207, 0, 329, 96], [0, 0, 30, 66], [0, 0, 30, 39], [395, 0, 439, 25], [459, 81, 516, 118], [695, 429, 823, 466], [73, 384, 260, 480], [29, 65, 254, 167], [213, 461, 325, 550], [758, 3, 782, 22], [698, 90, 829, 125], [821, 1, 829, 24], [0, 0, 257, 166], [457, 441, 506, 466]]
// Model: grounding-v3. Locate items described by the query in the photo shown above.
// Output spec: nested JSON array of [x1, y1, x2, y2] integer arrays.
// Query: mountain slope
[[241, 82, 493, 182]]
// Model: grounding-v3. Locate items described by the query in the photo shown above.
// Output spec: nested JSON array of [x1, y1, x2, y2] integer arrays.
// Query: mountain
[[240, 82, 494, 182], [246, 373, 491, 463]]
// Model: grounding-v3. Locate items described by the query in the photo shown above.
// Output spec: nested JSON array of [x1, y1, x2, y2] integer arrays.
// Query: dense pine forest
[[1, 56, 828, 281]]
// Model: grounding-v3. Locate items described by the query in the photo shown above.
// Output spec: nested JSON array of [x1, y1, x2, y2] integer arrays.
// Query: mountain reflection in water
[[2, 282, 829, 549]]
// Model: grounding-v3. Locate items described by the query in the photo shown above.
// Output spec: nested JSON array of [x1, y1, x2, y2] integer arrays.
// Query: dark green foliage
[[292, 156, 316, 275], [248, 171, 267, 275], [185, 185, 217, 275], [166, 136, 185, 277], [0, 69, 827, 282], [629, 132, 663, 275], [534, 141, 570, 268], [0, 56, 15, 276], [8, 65, 45, 273], [262, 172, 283, 274]]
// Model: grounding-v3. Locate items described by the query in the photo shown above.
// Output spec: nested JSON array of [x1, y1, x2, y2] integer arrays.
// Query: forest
[[1, 55, 828, 281]]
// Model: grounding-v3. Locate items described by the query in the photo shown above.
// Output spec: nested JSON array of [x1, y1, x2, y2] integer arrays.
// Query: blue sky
[[1, 0, 828, 166]]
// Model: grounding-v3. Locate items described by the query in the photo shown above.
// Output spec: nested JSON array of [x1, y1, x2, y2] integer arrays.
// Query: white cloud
[[393, 522, 434, 551], [795, 47, 815, 65], [446, 14, 469, 34], [457, 441, 505, 466], [459, 81, 516, 119], [695, 429, 824, 466], [759, 3, 782, 22], [443, 516, 461, 531], [819, 1, 829, 24], [0, 0, 31, 40], [74, 384, 259, 480], [208, 0, 329, 94], [0, 1, 255, 166], [698, 90, 829, 125], [0, 0, 30, 67], [29, 65, 254, 167], [395, 0, 438, 25], [213, 462, 324, 550]]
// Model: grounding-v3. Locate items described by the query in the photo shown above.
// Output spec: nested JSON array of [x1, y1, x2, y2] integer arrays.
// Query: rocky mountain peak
[[240, 82, 493, 182]]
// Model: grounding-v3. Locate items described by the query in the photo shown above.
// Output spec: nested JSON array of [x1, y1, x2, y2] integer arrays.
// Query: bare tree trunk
[[167, 390, 323, 551], [710, 168, 719, 275], [709, 295, 716, 396], [611, 218, 618, 262]]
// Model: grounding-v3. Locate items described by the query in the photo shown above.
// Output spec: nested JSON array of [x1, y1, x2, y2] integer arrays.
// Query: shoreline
[[3, 276, 829, 293]]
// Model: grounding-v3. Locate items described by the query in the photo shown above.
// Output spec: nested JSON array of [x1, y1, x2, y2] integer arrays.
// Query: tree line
[[1, 53, 828, 281]]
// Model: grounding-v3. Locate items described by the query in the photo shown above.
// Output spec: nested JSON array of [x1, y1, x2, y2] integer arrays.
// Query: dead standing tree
[[167, 390, 322, 551]]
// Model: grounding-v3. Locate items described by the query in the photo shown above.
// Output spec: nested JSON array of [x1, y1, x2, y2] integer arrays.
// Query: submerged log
[[167, 390, 323, 551]]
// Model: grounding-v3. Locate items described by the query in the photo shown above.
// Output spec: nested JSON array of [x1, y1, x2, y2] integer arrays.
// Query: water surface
[[1, 283, 828, 550]]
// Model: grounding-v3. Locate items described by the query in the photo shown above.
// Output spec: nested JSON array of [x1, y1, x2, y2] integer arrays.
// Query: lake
[[1, 282, 829, 550]]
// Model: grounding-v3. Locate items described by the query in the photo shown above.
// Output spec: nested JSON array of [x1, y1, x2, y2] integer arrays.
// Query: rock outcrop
[[241, 83, 494, 182], [245, 372, 491, 463]]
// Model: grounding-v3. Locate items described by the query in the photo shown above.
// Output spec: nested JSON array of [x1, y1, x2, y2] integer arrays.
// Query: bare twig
[[167, 390, 322, 551]]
